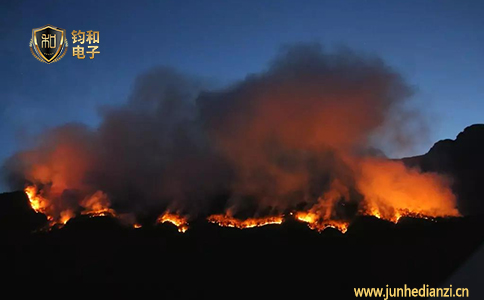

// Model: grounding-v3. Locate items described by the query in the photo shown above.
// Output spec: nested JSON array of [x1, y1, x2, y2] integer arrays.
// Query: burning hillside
[[24, 182, 457, 234], [2, 188, 483, 296], [24, 185, 117, 228], [207, 213, 284, 229], [5, 44, 462, 232], [156, 212, 189, 233]]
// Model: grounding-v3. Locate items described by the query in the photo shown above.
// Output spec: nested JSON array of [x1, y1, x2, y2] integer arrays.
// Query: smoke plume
[[2, 44, 459, 226]]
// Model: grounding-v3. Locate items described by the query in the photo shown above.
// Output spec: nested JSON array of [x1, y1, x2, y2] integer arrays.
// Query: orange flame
[[360, 205, 405, 224], [156, 212, 189, 233], [356, 159, 460, 222], [24, 185, 118, 227], [24, 158, 460, 233], [133, 223, 142, 229], [24, 185, 49, 215], [59, 210, 75, 225], [289, 180, 350, 233], [295, 211, 349, 233], [207, 214, 283, 229], [80, 191, 117, 218]]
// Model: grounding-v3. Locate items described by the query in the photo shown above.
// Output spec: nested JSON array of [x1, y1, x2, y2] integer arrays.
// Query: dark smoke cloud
[[197, 44, 416, 214], [4, 43, 444, 220], [91, 67, 231, 214]]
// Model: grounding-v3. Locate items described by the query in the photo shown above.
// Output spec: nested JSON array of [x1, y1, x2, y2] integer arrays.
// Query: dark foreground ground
[[1, 191, 483, 298]]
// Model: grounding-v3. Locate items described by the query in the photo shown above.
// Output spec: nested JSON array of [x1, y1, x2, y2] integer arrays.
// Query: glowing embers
[[207, 214, 283, 229], [156, 212, 189, 233]]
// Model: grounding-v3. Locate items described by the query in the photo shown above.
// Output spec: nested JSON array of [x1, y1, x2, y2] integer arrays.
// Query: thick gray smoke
[[6, 44, 456, 223], [197, 44, 416, 214]]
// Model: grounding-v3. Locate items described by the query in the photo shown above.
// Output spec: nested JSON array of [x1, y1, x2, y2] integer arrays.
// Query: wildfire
[[81, 209, 116, 218], [80, 191, 117, 218], [24, 185, 118, 228], [369, 207, 382, 220], [365, 208, 403, 224], [59, 210, 75, 225], [24, 164, 457, 235], [24, 186, 49, 215], [12, 50, 467, 240], [23, 184, 452, 234], [295, 212, 349, 233], [356, 159, 460, 221], [362, 205, 440, 224], [25, 185, 74, 228], [362, 204, 401, 223], [157, 212, 189, 233], [207, 214, 283, 229]]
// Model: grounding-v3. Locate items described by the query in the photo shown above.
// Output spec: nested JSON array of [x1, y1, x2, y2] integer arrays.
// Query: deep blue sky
[[1, 0, 483, 192]]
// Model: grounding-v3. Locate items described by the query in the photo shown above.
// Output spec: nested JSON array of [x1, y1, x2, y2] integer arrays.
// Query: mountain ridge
[[402, 124, 484, 215]]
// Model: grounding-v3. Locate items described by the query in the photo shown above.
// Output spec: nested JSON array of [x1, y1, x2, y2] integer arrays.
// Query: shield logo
[[31, 25, 66, 63]]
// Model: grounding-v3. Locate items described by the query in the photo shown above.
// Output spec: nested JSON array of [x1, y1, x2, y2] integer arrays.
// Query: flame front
[[24, 186, 49, 215], [80, 191, 117, 218], [59, 210, 75, 225], [356, 158, 460, 222], [157, 212, 189, 233], [207, 214, 283, 229], [23, 157, 459, 233], [24, 185, 117, 227], [295, 212, 349, 233]]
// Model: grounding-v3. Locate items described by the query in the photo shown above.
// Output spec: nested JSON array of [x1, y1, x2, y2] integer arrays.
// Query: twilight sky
[[0, 0, 483, 192]]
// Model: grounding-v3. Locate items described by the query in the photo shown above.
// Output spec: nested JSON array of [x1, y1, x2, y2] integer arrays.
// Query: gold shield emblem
[[30, 25, 68, 64]]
